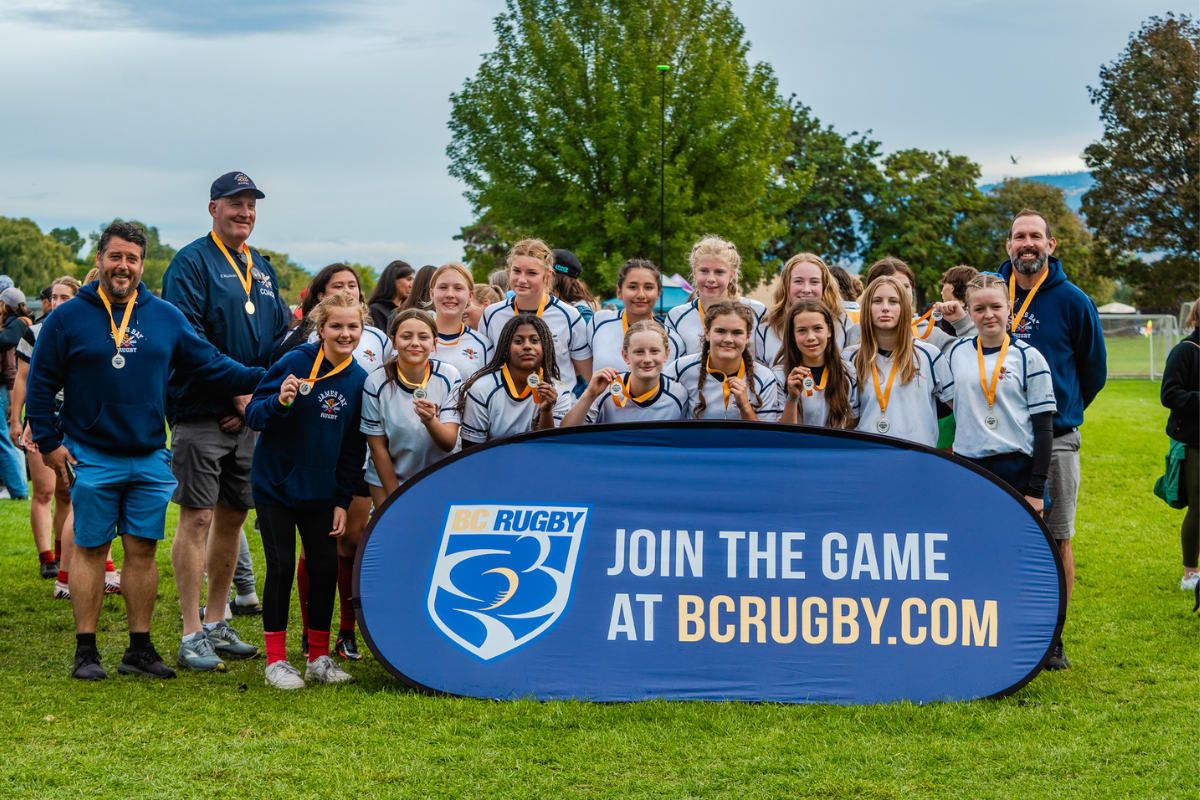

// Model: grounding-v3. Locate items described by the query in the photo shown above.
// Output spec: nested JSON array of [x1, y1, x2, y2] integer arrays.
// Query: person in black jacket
[[1162, 302, 1199, 592], [365, 260, 414, 331]]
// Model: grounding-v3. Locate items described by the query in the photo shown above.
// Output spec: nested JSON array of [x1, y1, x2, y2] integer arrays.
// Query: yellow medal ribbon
[[871, 355, 899, 418], [439, 324, 466, 346], [611, 374, 659, 408], [1009, 267, 1049, 333], [301, 348, 353, 392], [912, 307, 935, 340], [512, 294, 549, 318], [210, 232, 255, 311], [705, 356, 745, 409], [803, 365, 829, 397], [98, 289, 136, 358], [502, 364, 542, 403], [976, 336, 1011, 416], [397, 363, 431, 394]]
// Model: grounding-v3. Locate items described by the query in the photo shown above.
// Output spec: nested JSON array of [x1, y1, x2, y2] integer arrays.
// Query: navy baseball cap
[[210, 171, 265, 201], [552, 249, 582, 279]]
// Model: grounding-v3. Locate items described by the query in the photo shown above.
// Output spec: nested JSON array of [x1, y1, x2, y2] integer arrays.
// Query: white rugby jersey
[[772, 359, 860, 429], [433, 325, 492, 381], [479, 295, 592, 387], [666, 297, 768, 357], [581, 374, 690, 424], [16, 321, 41, 363], [912, 314, 974, 355], [586, 310, 684, 374], [459, 370, 577, 443], [666, 353, 781, 422], [945, 336, 1057, 459], [843, 339, 953, 447], [360, 359, 462, 486], [756, 311, 859, 368], [306, 325, 391, 374]]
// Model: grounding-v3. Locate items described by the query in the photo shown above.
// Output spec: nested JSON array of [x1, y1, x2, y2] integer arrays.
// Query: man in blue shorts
[[26, 222, 265, 680]]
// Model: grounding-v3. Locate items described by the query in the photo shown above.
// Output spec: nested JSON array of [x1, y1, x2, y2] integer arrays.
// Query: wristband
[[279, 395, 293, 407], [786, 394, 801, 403]]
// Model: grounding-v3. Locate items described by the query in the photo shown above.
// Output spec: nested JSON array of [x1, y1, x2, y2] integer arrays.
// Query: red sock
[[53, 539, 61, 559], [39, 550, 54, 564], [264, 630, 288, 665], [57, 569, 68, 583], [307, 630, 330, 662], [105, 560, 115, 572], [296, 557, 309, 636], [338, 556, 355, 632]]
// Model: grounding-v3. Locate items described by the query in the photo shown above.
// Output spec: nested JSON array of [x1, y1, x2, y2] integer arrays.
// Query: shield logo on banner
[[426, 504, 590, 661]]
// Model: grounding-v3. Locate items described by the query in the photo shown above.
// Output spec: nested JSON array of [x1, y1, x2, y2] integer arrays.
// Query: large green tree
[[859, 149, 985, 302], [0, 217, 76, 293], [767, 101, 883, 267], [1081, 13, 1199, 313], [447, 0, 800, 292], [85, 219, 178, 291]]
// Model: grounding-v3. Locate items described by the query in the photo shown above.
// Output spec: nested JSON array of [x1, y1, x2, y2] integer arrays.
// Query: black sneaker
[[40, 560, 59, 580], [229, 596, 263, 616], [118, 644, 177, 679], [301, 631, 309, 658], [1044, 641, 1071, 671], [335, 630, 363, 661], [72, 648, 108, 681]]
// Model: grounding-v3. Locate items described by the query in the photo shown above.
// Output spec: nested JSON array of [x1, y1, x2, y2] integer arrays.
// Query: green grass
[[1, 381, 1194, 799], [1105, 335, 1177, 378]]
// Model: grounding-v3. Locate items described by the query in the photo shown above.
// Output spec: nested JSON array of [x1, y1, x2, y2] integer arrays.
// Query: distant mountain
[[980, 171, 1094, 213]]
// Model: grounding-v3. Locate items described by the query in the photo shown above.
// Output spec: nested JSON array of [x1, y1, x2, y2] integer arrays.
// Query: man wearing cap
[[26, 222, 265, 680], [161, 172, 290, 672]]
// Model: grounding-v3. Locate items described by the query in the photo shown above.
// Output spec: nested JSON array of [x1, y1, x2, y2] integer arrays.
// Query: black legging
[[1183, 446, 1199, 569], [258, 505, 337, 634]]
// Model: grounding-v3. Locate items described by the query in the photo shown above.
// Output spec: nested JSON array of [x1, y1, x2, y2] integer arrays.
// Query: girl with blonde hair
[[666, 236, 767, 357]]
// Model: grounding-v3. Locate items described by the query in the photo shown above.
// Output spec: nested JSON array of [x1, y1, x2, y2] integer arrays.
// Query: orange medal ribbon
[[611, 374, 659, 408], [871, 356, 899, 418], [705, 356, 745, 409], [397, 363, 432, 395], [512, 294, 549, 318], [210, 232, 255, 311], [98, 290, 136, 358], [803, 366, 829, 397], [502, 364, 542, 403], [913, 308, 935, 340], [301, 348, 353, 392], [1008, 268, 1049, 333], [976, 336, 1011, 416]]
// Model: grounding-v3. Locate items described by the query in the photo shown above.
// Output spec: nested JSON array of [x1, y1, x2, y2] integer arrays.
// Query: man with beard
[[26, 222, 264, 679], [999, 209, 1106, 671], [161, 173, 290, 672]]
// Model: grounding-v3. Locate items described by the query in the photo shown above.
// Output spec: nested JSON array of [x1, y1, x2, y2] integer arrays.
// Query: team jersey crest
[[426, 504, 589, 661]]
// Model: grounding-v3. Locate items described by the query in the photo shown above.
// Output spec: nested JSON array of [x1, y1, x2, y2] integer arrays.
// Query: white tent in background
[[1098, 302, 1137, 314]]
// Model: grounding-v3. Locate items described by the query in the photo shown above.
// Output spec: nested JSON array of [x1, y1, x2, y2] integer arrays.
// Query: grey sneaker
[[265, 660, 305, 690], [177, 632, 226, 672], [304, 655, 352, 684], [206, 621, 260, 660]]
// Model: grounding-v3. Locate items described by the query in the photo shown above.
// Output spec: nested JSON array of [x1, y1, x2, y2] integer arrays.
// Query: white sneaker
[[1182, 572, 1200, 591], [264, 660, 305, 690], [304, 655, 352, 684]]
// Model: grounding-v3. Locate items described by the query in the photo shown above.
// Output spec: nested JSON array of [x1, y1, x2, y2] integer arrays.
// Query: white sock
[[183, 632, 202, 645], [236, 592, 260, 607]]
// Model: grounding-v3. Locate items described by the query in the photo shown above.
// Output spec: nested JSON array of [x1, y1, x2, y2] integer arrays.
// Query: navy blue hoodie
[[246, 342, 367, 511], [161, 233, 291, 424], [26, 282, 265, 456], [998, 256, 1107, 435]]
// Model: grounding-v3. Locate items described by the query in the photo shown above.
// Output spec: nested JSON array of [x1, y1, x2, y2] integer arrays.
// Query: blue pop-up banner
[[355, 423, 1064, 704]]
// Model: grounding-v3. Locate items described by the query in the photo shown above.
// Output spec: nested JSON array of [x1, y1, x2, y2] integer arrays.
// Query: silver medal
[[984, 413, 999, 430], [526, 374, 540, 388], [413, 388, 427, 400], [931, 308, 943, 321], [609, 380, 623, 398], [298, 381, 312, 396], [876, 417, 890, 434], [245, 300, 256, 315], [111, 354, 125, 369], [802, 376, 815, 392]]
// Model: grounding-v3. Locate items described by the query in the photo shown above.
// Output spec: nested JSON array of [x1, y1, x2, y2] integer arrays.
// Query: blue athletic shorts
[[66, 437, 178, 548]]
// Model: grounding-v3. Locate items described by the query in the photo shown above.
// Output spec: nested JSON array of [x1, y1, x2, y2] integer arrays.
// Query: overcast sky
[[0, 0, 1188, 271]]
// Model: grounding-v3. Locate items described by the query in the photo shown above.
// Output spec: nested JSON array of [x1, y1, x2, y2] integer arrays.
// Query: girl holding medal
[[562, 320, 689, 425], [844, 276, 953, 446], [478, 239, 592, 389], [759, 254, 858, 367], [246, 293, 369, 690], [944, 274, 1056, 511], [667, 236, 767, 356], [430, 263, 491, 381], [458, 315, 576, 445], [667, 301, 781, 422], [587, 260, 684, 374], [362, 309, 462, 507], [775, 298, 858, 429]]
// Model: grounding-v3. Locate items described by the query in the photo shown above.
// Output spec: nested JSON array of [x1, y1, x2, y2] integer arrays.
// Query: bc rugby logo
[[426, 504, 589, 661]]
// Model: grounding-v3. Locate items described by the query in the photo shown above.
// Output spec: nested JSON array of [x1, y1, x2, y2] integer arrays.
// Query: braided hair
[[780, 298, 856, 429], [693, 300, 760, 419], [455, 313, 560, 422]]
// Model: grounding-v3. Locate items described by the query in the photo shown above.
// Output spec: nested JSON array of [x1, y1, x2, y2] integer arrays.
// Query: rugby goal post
[[1099, 313, 1181, 379]]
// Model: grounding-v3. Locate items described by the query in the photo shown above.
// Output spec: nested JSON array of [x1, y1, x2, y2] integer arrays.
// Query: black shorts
[[353, 470, 371, 499]]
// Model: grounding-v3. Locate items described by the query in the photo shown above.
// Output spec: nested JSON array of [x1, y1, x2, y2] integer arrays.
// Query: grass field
[[1, 380, 1194, 799]]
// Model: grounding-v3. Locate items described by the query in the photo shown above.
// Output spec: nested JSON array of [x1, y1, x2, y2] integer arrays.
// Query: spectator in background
[[936, 265, 979, 337], [161, 171, 291, 673], [998, 208, 1107, 671], [1161, 300, 1199, 593], [365, 260, 414, 331], [551, 249, 598, 325], [0, 287, 31, 501], [467, 284, 502, 331], [827, 265, 862, 324], [489, 269, 510, 295], [398, 265, 436, 313]]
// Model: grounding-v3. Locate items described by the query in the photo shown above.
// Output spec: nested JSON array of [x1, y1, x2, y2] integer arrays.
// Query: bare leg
[[172, 505, 213, 637], [338, 495, 372, 559], [52, 475, 71, 543], [204, 503, 247, 624], [1058, 539, 1074, 606], [121, 534, 158, 633], [59, 509, 75, 574], [29, 456, 54, 555], [70, 543, 108, 634]]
